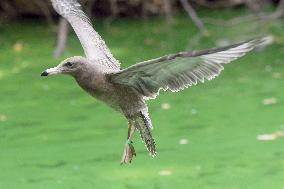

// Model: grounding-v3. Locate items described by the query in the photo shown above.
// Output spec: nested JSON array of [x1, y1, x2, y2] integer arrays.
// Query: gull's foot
[[121, 140, 136, 164]]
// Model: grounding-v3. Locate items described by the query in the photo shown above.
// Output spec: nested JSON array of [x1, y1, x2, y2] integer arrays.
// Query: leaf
[[13, 41, 23, 53], [159, 170, 172, 176], [263, 97, 277, 105], [161, 103, 171, 110], [257, 131, 284, 141], [0, 114, 7, 122], [257, 134, 277, 141], [179, 138, 188, 145], [272, 72, 283, 79]]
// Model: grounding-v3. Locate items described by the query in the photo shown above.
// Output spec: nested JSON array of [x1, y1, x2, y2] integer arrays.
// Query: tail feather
[[130, 112, 156, 156]]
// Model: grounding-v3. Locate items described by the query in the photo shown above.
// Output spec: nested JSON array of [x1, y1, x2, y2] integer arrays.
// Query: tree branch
[[180, 0, 208, 33], [203, 0, 284, 26], [34, 0, 56, 31], [53, 18, 69, 58], [163, 0, 173, 23]]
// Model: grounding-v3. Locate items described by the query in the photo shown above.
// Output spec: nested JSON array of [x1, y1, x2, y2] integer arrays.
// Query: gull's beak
[[41, 67, 61, 77]]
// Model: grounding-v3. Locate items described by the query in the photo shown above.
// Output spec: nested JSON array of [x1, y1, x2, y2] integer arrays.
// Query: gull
[[42, 0, 268, 164]]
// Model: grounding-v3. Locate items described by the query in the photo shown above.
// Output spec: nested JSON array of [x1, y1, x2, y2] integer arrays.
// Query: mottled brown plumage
[[42, 0, 269, 164]]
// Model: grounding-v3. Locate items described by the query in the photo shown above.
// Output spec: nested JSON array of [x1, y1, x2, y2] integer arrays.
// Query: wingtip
[[261, 35, 274, 45], [252, 35, 274, 48]]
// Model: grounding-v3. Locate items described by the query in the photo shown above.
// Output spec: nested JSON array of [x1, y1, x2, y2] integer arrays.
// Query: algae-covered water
[[1, 9, 284, 189]]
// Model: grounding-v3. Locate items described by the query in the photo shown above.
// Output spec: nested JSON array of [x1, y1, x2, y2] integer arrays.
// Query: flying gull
[[42, 0, 268, 164]]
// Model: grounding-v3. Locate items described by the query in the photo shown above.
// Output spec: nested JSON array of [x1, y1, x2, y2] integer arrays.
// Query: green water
[[0, 10, 284, 189]]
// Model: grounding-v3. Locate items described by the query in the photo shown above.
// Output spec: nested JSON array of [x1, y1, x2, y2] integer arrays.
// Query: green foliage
[[0, 11, 284, 189]]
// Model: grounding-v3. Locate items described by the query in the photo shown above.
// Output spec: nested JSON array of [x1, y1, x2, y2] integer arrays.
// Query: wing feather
[[109, 37, 269, 99], [51, 0, 120, 71]]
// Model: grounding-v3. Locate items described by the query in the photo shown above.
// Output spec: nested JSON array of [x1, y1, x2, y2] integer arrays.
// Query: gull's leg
[[121, 121, 136, 164]]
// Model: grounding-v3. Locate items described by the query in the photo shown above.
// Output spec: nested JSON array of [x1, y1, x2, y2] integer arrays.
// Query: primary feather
[[109, 37, 268, 99]]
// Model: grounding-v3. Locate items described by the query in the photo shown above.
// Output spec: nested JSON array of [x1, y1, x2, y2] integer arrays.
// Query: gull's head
[[41, 56, 88, 77]]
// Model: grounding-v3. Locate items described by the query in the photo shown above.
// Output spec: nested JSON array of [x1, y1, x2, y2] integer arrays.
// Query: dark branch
[[180, 0, 208, 33], [53, 18, 69, 58]]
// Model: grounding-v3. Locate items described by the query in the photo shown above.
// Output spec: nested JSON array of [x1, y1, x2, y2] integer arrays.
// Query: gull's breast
[[76, 73, 146, 114]]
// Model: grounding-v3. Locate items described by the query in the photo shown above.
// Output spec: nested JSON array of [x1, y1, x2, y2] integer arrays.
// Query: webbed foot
[[121, 140, 136, 164]]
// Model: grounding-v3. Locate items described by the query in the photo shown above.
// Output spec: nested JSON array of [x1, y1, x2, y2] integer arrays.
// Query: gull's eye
[[65, 62, 73, 67]]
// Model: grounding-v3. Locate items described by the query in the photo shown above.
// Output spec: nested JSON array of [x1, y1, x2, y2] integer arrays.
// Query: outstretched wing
[[51, 0, 120, 71], [109, 37, 268, 99]]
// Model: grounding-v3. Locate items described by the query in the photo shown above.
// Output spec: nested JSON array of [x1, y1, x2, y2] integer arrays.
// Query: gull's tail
[[128, 111, 156, 156]]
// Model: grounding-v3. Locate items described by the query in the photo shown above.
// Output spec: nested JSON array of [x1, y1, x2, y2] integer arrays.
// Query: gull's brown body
[[71, 58, 147, 116], [42, 0, 269, 164], [76, 62, 156, 162], [43, 56, 155, 162]]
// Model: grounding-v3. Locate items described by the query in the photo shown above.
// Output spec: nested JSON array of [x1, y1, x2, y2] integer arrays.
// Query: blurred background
[[0, 0, 284, 188]]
